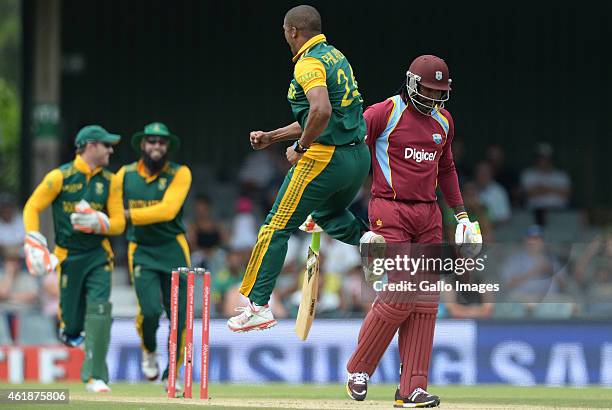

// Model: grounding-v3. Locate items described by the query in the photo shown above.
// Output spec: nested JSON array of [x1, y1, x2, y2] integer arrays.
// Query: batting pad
[[398, 302, 438, 396], [347, 302, 412, 376]]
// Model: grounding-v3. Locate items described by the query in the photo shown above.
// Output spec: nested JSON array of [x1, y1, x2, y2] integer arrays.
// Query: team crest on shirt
[[432, 133, 442, 145], [95, 182, 104, 195], [376, 218, 383, 227], [158, 178, 167, 190]]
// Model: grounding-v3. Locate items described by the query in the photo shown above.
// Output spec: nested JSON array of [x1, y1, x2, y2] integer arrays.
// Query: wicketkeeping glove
[[24, 231, 59, 276], [70, 199, 110, 234], [455, 212, 482, 257]]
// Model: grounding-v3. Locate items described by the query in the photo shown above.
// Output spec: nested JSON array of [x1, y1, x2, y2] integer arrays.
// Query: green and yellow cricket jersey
[[116, 160, 191, 247], [287, 34, 366, 146], [23, 155, 125, 257]]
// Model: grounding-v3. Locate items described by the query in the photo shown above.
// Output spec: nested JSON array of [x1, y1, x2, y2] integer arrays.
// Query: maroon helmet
[[406, 55, 452, 115]]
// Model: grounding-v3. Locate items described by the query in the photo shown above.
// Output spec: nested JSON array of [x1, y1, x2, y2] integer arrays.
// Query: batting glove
[[70, 199, 110, 234], [24, 231, 59, 276], [454, 212, 482, 257]]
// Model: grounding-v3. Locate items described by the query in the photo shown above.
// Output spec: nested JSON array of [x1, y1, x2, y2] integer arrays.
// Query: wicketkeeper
[[116, 122, 192, 392], [23, 125, 125, 393]]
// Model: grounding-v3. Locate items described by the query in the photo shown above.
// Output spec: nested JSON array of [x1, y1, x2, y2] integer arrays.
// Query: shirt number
[[337, 66, 362, 107]]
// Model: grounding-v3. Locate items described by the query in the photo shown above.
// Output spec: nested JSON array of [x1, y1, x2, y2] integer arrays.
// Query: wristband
[[293, 140, 309, 154], [455, 211, 469, 223]]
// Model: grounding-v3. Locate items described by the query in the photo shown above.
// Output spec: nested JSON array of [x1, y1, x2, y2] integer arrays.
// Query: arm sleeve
[[106, 168, 126, 235], [23, 169, 63, 232], [437, 114, 464, 208], [129, 166, 192, 225], [294, 57, 327, 94], [364, 99, 394, 147]]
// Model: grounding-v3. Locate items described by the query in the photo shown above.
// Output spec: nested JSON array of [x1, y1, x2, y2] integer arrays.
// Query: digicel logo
[[404, 147, 437, 162]]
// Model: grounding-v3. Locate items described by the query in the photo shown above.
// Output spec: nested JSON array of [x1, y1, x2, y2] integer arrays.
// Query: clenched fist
[[249, 131, 272, 150]]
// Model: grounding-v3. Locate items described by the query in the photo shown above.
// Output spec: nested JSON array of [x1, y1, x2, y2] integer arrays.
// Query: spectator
[[187, 195, 227, 273], [0, 193, 25, 249], [574, 230, 612, 316], [485, 145, 521, 207], [520, 143, 571, 225], [212, 249, 245, 317], [442, 270, 494, 319], [474, 161, 511, 225], [342, 264, 375, 315], [501, 225, 567, 302], [443, 182, 493, 243], [0, 246, 39, 313], [229, 196, 258, 256]]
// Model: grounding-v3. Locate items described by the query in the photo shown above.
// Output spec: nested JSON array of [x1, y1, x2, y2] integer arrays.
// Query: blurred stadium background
[[1, 0, 611, 393]]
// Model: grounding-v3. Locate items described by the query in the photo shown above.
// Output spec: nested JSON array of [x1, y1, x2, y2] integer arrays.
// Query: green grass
[[5, 382, 612, 409]]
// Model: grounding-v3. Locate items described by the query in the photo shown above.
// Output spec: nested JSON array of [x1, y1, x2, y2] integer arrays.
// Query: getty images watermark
[[369, 253, 501, 294]]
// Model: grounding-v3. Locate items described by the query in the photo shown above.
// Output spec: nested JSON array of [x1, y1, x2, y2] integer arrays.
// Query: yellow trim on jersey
[[74, 155, 103, 180], [294, 57, 327, 93], [129, 165, 192, 226], [239, 145, 334, 296], [54, 245, 69, 330], [101, 238, 114, 260], [23, 169, 63, 232], [176, 233, 191, 266], [127, 241, 137, 282], [107, 170, 126, 235], [292, 34, 327, 62], [135, 307, 147, 352]]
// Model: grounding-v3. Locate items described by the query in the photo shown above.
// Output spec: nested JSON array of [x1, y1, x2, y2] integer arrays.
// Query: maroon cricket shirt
[[364, 95, 463, 208]]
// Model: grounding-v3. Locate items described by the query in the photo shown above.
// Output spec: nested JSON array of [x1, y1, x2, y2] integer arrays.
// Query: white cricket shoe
[[359, 231, 386, 282], [227, 301, 277, 332], [141, 350, 159, 381], [346, 371, 369, 401], [85, 379, 111, 393]]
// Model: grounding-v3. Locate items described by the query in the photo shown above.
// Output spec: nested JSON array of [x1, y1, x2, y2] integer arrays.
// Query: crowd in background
[[1, 142, 611, 343]]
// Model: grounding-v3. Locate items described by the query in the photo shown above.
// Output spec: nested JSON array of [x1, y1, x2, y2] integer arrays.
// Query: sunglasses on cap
[[145, 136, 169, 145]]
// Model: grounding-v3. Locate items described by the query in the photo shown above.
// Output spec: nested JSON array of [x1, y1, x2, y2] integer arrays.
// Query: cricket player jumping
[[228, 5, 382, 332], [345, 55, 482, 408], [116, 122, 192, 392], [23, 125, 125, 393]]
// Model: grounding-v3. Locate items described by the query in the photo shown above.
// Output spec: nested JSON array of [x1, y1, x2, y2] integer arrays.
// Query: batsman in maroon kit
[[345, 55, 482, 408]]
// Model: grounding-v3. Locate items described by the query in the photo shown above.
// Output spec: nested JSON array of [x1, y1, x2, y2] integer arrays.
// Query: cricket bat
[[295, 218, 322, 340]]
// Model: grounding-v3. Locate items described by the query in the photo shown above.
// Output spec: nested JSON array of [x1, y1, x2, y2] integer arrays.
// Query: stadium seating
[[16, 313, 57, 345]]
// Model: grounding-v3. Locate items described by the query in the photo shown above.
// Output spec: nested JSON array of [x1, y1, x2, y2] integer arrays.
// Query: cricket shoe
[[394, 387, 440, 408], [141, 350, 159, 381], [58, 328, 85, 347], [345, 371, 369, 401], [227, 301, 277, 332], [359, 231, 386, 283], [85, 379, 111, 393]]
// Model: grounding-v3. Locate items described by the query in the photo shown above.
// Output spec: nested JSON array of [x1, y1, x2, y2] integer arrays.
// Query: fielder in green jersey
[[23, 125, 125, 393], [116, 122, 191, 392], [228, 5, 373, 333]]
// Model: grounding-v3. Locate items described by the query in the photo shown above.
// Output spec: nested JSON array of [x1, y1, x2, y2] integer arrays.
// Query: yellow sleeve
[[23, 169, 63, 232], [130, 166, 192, 226], [294, 57, 327, 94], [106, 168, 126, 235]]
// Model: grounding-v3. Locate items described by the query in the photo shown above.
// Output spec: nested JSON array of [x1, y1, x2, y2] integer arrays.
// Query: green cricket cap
[[131, 122, 180, 152], [75, 125, 121, 147]]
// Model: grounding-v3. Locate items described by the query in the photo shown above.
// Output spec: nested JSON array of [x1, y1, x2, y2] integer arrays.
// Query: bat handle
[[311, 232, 320, 253]]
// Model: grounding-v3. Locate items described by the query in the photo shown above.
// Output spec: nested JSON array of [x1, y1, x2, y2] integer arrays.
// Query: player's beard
[[142, 151, 167, 175]]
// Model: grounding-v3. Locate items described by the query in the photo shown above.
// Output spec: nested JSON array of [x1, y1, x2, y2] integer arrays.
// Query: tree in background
[[0, 0, 21, 193]]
